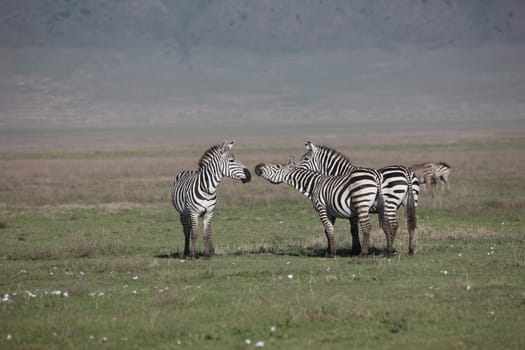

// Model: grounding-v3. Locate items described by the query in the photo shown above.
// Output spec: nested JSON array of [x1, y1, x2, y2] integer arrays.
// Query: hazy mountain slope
[[1, 1, 524, 131], [1, 0, 524, 50]]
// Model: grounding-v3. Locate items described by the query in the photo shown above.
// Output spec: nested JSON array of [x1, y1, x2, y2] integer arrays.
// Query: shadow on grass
[[154, 245, 391, 259]]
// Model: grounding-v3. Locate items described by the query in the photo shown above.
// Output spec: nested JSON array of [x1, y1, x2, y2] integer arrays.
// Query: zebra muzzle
[[254, 163, 265, 177], [242, 168, 252, 183]]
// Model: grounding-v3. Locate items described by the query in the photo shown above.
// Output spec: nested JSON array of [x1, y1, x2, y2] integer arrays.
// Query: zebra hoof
[[386, 249, 397, 257]]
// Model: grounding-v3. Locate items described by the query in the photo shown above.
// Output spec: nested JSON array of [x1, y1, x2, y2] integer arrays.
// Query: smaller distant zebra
[[433, 162, 451, 191], [410, 162, 451, 193], [255, 156, 384, 257], [171, 141, 251, 258], [410, 162, 437, 194]]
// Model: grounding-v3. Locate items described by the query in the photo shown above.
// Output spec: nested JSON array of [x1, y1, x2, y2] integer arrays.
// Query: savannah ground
[[1, 128, 524, 349]]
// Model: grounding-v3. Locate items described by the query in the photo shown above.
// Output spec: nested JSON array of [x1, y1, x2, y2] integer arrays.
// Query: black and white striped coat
[[172, 141, 251, 258], [298, 142, 418, 255], [434, 162, 451, 191], [410, 162, 436, 193], [255, 157, 384, 257]]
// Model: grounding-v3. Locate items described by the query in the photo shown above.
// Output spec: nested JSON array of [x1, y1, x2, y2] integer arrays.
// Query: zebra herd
[[171, 140, 451, 259]]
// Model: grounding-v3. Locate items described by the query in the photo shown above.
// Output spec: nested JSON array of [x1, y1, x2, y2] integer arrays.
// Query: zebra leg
[[428, 175, 436, 197], [357, 210, 372, 256], [317, 208, 336, 258], [349, 217, 361, 255], [405, 186, 417, 255], [189, 214, 199, 259], [180, 215, 191, 258], [202, 213, 215, 258], [382, 210, 398, 256]]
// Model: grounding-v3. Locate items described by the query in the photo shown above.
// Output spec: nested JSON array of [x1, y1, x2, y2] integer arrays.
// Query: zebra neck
[[198, 167, 222, 194], [324, 160, 354, 175], [286, 168, 319, 199]]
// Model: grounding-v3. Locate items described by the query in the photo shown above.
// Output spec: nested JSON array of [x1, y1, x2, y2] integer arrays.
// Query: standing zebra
[[172, 141, 251, 258], [298, 142, 418, 255], [255, 156, 384, 257]]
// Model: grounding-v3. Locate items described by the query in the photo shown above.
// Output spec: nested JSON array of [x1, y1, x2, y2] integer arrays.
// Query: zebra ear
[[305, 141, 316, 152], [221, 140, 234, 153]]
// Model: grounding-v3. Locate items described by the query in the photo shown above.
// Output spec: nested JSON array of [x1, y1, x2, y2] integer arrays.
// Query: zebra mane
[[198, 145, 222, 169], [316, 144, 353, 164]]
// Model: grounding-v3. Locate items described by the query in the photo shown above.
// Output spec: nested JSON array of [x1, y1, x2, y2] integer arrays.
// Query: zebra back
[[256, 158, 382, 219]]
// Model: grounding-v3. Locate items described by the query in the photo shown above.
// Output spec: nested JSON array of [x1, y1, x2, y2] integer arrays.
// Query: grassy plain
[[1, 129, 524, 349]]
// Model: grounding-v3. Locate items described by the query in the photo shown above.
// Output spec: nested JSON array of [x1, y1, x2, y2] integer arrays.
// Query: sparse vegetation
[[0, 130, 524, 349]]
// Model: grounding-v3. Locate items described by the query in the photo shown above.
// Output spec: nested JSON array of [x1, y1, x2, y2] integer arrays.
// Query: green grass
[[1, 202, 524, 349], [1, 133, 525, 349]]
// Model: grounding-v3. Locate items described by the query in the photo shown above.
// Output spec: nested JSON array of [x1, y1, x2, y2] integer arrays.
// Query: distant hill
[[1, 0, 524, 51], [1, 1, 524, 132]]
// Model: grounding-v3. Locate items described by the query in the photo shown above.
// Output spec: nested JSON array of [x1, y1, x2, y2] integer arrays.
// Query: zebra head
[[201, 141, 251, 183], [220, 141, 251, 183], [298, 141, 352, 176], [254, 156, 296, 184], [297, 141, 323, 172]]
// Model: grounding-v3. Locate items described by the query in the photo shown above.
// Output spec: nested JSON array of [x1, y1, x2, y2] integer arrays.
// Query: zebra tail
[[407, 179, 417, 231], [376, 185, 386, 233]]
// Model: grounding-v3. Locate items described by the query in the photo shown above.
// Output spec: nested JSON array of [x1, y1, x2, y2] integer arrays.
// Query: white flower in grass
[[132, 276, 139, 280], [255, 340, 265, 347], [244, 339, 251, 345], [270, 325, 276, 333], [440, 270, 448, 276], [2, 294, 9, 302], [287, 274, 293, 280], [25, 291, 37, 298], [466, 285, 472, 291], [6, 334, 12, 341]]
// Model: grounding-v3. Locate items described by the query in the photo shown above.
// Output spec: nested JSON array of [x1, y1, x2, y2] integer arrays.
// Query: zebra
[[255, 156, 384, 257], [298, 142, 418, 255], [171, 141, 251, 258], [410, 162, 437, 194], [434, 162, 451, 191]]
